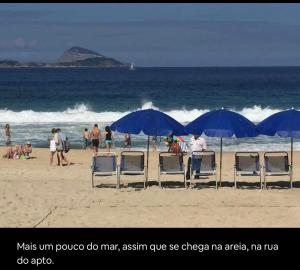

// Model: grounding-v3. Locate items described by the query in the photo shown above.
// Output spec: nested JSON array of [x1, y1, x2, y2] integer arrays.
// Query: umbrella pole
[[219, 137, 223, 188], [146, 135, 150, 186], [291, 137, 293, 189]]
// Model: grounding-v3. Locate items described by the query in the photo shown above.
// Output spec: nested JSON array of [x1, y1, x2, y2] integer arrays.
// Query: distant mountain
[[0, 46, 128, 68], [55, 46, 126, 67]]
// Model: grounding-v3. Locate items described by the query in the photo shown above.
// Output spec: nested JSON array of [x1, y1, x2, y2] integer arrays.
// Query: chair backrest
[[264, 152, 289, 173], [120, 151, 144, 172], [159, 152, 184, 172], [235, 152, 260, 172], [191, 151, 216, 172], [92, 154, 116, 173]]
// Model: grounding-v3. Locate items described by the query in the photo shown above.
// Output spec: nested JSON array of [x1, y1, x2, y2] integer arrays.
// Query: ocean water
[[0, 66, 300, 151]]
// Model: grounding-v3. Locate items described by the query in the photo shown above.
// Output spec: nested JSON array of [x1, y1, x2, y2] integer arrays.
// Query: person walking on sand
[[50, 128, 60, 166], [91, 124, 101, 156], [82, 128, 90, 149], [104, 126, 113, 152], [57, 128, 70, 166], [4, 124, 11, 146]]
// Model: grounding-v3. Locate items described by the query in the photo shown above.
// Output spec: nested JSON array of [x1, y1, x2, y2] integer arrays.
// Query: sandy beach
[[1, 147, 300, 228]]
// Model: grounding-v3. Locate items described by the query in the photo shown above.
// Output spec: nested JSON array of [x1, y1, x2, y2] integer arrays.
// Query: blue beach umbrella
[[257, 108, 300, 188], [110, 108, 187, 183], [185, 108, 259, 186]]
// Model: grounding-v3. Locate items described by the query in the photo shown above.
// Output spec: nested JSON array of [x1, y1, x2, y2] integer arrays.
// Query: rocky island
[[0, 46, 128, 68]]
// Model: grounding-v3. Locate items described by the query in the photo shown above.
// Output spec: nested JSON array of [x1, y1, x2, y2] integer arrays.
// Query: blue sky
[[1, 3, 300, 66]]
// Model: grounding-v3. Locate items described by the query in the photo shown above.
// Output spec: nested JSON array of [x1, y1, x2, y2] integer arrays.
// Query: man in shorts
[[91, 124, 101, 156]]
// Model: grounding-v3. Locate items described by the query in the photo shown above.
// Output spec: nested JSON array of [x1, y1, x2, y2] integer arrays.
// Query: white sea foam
[[0, 102, 289, 124]]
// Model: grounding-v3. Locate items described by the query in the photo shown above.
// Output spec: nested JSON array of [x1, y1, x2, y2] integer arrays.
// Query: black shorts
[[92, 139, 99, 148]]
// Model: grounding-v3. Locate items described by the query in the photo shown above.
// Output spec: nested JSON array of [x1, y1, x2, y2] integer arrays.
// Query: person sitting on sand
[[13, 144, 22, 159], [23, 141, 32, 158], [3, 146, 14, 159]]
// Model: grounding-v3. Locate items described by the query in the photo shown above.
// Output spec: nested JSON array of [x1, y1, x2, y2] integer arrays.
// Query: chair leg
[[144, 172, 146, 190], [116, 166, 120, 189], [158, 165, 161, 188], [260, 170, 262, 190], [118, 173, 121, 189], [234, 168, 236, 189], [92, 173, 94, 188], [190, 166, 193, 189], [215, 173, 218, 190], [184, 166, 186, 189], [290, 171, 293, 189]]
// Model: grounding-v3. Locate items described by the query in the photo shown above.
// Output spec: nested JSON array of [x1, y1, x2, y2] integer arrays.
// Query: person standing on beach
[[4, 124, 11, 146], [186, 135, 207, 180], [57, 128, 70, 166], [124, 133, 131, 150], [104, 126, 113, 152], [91, 124, 101, 156], [82, 128, 90, 149], [50, 128, 59, 166]]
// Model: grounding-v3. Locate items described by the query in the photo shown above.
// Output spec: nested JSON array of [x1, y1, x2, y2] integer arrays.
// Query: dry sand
[[1, 147, 300, 227]]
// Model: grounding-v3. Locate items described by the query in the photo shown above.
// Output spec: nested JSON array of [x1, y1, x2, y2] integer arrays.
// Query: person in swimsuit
[[91, 124, 101, 156], [104, 126, 113, 152], [82, 128, 90, 149]]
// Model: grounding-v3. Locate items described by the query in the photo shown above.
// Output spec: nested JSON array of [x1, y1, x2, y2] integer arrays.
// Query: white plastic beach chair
[[91, 152, 119, 188], [119, 151, 147, 188], [189, 151, 217, 189], [158, 152, 186, 188], [234, 152, 262, 189], [263, 151, 292, 189]]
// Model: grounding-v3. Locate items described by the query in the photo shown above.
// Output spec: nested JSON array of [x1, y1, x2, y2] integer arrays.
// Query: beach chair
[[234, 152, 262, 189], [158, 152, 186, 188], [263, 152, 292, 189], [119, 151, 147, 188], [91, 152, 119, 188], [190, 151, 217, 189]]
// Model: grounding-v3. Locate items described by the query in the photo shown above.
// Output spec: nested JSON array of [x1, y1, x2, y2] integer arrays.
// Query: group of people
[[49, 128, 70, 166], [3, 124, 208, 173], [82, 124, 114, 156], [82, 125, 163, 153], [2, 124, 33, 160], [3, 142, 32, 160]]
